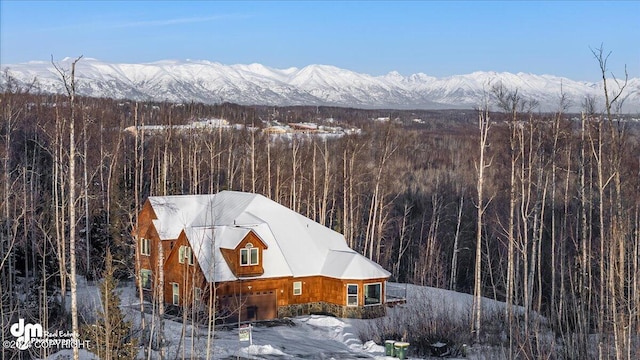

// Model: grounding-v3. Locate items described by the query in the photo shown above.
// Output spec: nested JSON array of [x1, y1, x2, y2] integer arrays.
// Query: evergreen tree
[[83, 249, 138, 360]]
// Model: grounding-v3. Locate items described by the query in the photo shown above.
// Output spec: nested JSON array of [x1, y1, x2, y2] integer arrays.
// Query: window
[[293, 281, 302, 296], [364, 283, 382, 306], [185, 246, 194, 265], [240, 243, 259, 266], [193, 287, 202, 308], [172, 283, 179, 305], [178, 245, 194, 265], [140, 238, 150, 256], [140, 269, 152, 290], [347, 284, 358, 306]]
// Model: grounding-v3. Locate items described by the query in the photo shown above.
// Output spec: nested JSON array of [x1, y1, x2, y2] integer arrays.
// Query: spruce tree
[[83, 249, 138, 360]]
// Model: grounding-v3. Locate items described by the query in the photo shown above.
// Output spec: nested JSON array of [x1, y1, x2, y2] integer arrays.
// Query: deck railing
[[385, 282, 407, 306]]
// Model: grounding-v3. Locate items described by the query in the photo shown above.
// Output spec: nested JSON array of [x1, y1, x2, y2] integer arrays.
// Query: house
[[134, 191, 391, 321]]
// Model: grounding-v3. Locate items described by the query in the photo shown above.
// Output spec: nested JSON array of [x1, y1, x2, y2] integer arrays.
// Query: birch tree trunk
[[494, 85, 520, 356], [52, 55, 83, 360], [83, 112, 90, 277], [132, 103, 149, 359], [472, 102, 491, 342], [68, 59, 80, 360], [449, 195, 463, 291]]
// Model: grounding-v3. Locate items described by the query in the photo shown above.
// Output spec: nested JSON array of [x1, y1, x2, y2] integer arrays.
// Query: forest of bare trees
[[1, 51, 639, 358]]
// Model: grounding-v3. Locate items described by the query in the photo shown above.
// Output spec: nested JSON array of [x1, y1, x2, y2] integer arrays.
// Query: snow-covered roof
[[147, 191, 390, 283]]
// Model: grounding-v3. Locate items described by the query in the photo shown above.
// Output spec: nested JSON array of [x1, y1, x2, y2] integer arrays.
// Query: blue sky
[[1, 1, 638, 81]]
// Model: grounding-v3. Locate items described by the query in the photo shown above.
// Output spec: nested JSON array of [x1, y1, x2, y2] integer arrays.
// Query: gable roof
[[147, 191, 390, 282]]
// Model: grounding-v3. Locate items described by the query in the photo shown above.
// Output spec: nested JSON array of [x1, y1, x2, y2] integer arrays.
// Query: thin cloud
[[37, 13, 251, 32], [113, 14, 244, 28]]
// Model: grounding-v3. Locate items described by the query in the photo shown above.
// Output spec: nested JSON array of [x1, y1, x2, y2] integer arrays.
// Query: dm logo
[[10, 318, 43, 350]]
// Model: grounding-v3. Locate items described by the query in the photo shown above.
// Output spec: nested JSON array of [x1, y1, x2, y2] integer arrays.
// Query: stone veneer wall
[[278, 302, 386, 319]]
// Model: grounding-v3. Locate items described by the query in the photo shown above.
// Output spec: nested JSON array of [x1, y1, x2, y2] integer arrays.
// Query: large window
[[364, 283, 382, 306], [240, 243, 259, 266], [172, 283, 180, 305], [347, 284, 358, 306], [293, 281, 302, 296], [140, 238, 150, 256], [179, 245, 194, 265], [140, 269, 152, 290]]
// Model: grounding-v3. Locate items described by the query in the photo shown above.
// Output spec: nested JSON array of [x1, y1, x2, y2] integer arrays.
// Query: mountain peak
[[1, 58, 638, 112]]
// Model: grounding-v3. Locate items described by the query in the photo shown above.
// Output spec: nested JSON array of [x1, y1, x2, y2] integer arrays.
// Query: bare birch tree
[[52, 55, 83, 360], [471, 96, 491, 342]]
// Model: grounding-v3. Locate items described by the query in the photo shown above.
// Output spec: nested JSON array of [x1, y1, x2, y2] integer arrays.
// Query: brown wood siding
[[163, 231, 207, 306], [134, 200, 209, 307], [287, 277, 388, 307], [134, 201, 160, 296], [214, 276, 388, 308], [219, 248, 239, 274]]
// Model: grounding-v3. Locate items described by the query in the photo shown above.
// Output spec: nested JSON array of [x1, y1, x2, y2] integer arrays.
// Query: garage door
[[218, 290, 277, 322]]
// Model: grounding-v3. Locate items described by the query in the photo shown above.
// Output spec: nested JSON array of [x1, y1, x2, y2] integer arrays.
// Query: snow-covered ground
[[47, 279, 517, 359]]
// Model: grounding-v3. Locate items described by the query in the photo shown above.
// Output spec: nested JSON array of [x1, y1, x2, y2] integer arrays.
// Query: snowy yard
[[48, 279, 519, 359]]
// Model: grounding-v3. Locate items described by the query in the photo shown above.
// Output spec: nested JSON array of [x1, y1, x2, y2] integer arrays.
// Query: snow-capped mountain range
[[2, 58, 639, 112]]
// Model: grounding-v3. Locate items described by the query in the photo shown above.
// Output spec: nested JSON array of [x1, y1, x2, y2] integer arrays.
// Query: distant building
[[262, 122, 358, 140], [288, 122, 319, 132], [262, 126, 289, 134], [124, 118, 232, 135]]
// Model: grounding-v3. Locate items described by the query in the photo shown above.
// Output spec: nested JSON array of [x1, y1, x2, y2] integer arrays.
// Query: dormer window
[[240, 243, 259, 266], [220, 231, 266, 277]]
